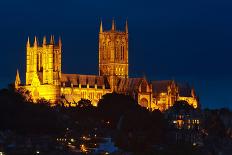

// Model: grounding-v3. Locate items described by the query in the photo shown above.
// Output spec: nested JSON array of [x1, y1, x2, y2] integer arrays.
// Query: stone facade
[[99, 20, 129, 91], [15, 20, 199, 110]]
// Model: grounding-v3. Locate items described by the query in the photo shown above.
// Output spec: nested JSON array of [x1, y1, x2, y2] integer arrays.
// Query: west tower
[[25, 36, 62, 102], [26, 36, 62, 85], [99, 20, 129, 91]]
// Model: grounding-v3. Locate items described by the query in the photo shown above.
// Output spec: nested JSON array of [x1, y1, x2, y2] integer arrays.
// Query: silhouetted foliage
[[98, 93, 140, 125], [170, 100, 195, 112], [203, 109, 226, 139], [0, 88, 65, 134], [77, 98, 93, 108], [97, 93, 168, 151]]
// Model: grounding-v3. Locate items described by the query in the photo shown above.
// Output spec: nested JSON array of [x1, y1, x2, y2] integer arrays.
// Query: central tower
[[98, 20, 129, 91]]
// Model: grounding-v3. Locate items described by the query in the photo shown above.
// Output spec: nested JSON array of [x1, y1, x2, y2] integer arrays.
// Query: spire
[[112, 19, 116, 31], [100, 19, 103, 33], [125, 19, 128, 33], [58, 36, 62, 47], [191, 88, 196, 97], [27, 37, 30, 47], [15, 69, 21, 89], [50, 35, 54, 44], [43, 36, 46, 45], [53, 35, 55, 44], [34, 36, 38, 47]]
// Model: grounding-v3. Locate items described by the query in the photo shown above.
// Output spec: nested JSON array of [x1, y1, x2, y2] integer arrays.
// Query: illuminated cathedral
[[15, 20, 199, 111]]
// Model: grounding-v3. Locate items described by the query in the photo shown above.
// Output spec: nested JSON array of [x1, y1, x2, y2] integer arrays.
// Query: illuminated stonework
[[15, 20, 199, 110], [99, 20, 129, 91], [152, 80, 198, 111]]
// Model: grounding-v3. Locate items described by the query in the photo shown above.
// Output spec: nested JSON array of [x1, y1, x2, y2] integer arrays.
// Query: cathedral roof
[[152, 80, 194, 97], [61, 74, 110, 88], [152, 80, 174, 94], [117, 78, 146, 93], [177, 83, 193, 97]]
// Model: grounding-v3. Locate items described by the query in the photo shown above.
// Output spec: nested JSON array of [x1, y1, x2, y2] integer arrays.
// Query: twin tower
[[21, 19, 129, 102]]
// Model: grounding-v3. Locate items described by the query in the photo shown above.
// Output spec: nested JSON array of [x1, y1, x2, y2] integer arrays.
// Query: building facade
[[15, 20, 199, 110], [165, 101, 202, 144]]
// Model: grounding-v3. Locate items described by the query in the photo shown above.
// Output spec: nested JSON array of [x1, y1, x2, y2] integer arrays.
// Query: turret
[[27, 37, 30, 47], [100, 20, 103, 33], [43, 36, 46, 45], [58, 36, 62, 47], [34, 36, 38, 47], [15, 69, 21, 89], [191, 88, 196, 98], [125, 20, 128, 34], [112, 19, 116, 31], [50, 35, 54, 44]]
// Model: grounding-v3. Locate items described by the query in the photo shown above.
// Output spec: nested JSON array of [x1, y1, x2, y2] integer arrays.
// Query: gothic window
[[53, 52, 56, 71], [120, 45, 123, 60], [140, 98, 148, 107], [114, 47, 117, 59], [37, 53, 40, 71], [103, 42, 106, 51], [122, 46, 125, 60], [141, 81, 147, 92], [40, 53, 43, 71], [108, 41, 111, 59], [103, 42, 107, 60]]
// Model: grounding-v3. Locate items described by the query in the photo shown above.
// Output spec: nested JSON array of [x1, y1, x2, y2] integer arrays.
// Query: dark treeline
[[0, 86, 231, 154], [0, 87, 66, 135]]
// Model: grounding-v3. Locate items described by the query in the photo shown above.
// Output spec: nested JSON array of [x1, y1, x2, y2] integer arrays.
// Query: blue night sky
[[0, 0, 232, 109]]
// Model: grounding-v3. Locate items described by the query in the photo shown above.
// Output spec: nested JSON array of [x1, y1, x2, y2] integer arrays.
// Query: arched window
[[120, 45, 123, 60], [103, 42, 107, 60], [122, 46, 125, 60], [107, 41, 111, 59], [115, 47, 119, 59], [140, 98, 148, 107], [141, 81, 147, 92]]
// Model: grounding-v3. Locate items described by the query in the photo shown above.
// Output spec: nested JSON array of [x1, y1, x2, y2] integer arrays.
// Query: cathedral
[[15, 20, 199, 111]]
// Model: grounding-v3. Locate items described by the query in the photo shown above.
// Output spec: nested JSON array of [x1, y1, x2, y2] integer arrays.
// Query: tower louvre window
[[122, 46, 125, 60], [121, 46, 123, 60], [114, 47, 117, 59]]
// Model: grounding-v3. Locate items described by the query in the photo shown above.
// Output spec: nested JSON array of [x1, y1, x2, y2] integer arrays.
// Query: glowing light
[[80, 144, 87, 153], [82, 136, 91, 140]]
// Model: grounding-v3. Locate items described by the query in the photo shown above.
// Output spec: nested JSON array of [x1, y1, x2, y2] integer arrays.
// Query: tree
[[97, 93, 140, 125], [170, 100, 195, 113], [0, 88, 65, 134], [77, 99, 93, 108]]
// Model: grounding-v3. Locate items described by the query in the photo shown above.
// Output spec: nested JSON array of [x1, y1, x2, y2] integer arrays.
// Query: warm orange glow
[[80, 144, 87, 153], [15, 23, 199, 110]]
